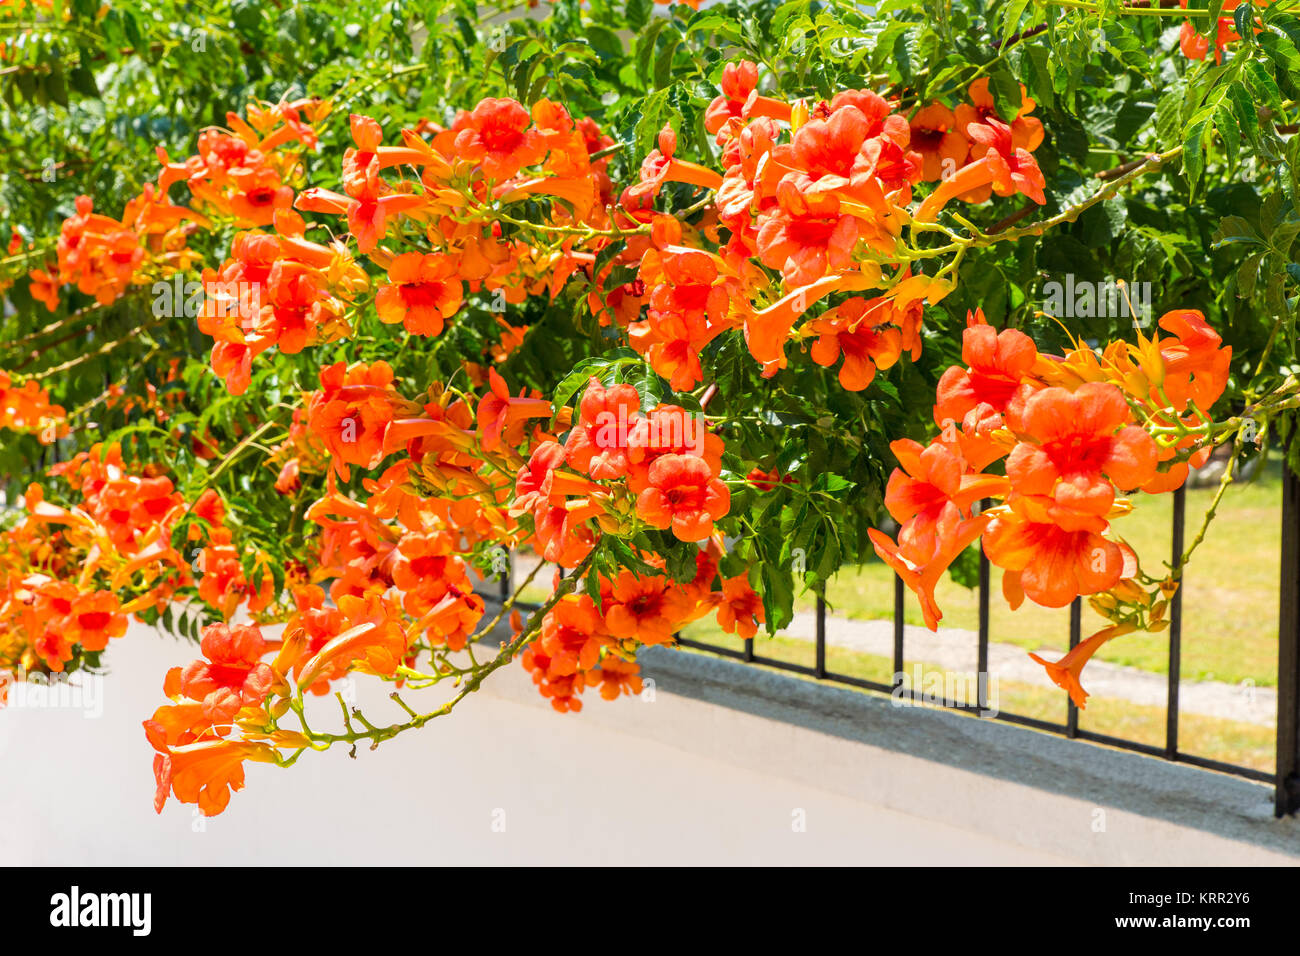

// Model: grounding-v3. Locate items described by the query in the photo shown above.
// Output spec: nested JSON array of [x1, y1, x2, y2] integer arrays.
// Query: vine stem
[[2, 299, 118, 352], [1177, 431, 1246, 573], [303, 547, 599, 748], [588, 142, 626, 163], [969, 146, 1184, 247], [24, 315, 165, 379], [468, 556, 545, 642], [334, 62, 431, 111], [193, 420, 283, 491], [0, 242, 56, 272]]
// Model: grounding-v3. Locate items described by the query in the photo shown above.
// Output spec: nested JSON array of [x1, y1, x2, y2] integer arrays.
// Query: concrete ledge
[[480, 632, 1300, 864]]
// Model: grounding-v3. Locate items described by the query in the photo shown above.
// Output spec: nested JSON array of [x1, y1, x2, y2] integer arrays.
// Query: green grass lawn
[[799, 460, 1285, 689]]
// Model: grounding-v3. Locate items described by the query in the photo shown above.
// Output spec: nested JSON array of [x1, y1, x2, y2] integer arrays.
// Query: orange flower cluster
[[157, 100, 325, 226], [200, 211, 367, 394], [597, 66, 1046, 392], [145, 583, 427, 813], [142, 356, 770, 810], [911, 78, 1046, 220], [520, 545, 763, 713], [27, 188, 200, 312], [513, 377, 728, 556], [145, 621, 282, 815], [869, 308, 1232, 706], [0, 440, 288, 684], [0, 369, 67, 443], [505, 377, 767, 711], [287, 360, 555, 679], [156, 104, 366, 394], [296, 101, 616, 322], [286, 367, 753, 718], [23, 101, 322, 313], [5, 60, 1224, 815], [125, 74, 1057, 814], [0, 444, 192, 673], [183, 100, 621, 393], [300, 488, 483, 658], [35, 70, 1056, 423]]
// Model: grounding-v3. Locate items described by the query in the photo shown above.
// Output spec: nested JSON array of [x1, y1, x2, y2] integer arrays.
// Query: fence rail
[[495, 468, 1300, 817]]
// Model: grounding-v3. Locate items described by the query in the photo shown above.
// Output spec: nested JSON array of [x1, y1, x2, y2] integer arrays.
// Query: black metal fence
[[497, 468, 1300, 818]]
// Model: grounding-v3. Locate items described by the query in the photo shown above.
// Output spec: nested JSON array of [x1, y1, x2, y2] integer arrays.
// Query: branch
[[992, 23, 1049, 51], [972, 146, 1182, 247], [986, 204, 1037, 234], [303, 547, 600, 749], [22, 314, 165, 378]]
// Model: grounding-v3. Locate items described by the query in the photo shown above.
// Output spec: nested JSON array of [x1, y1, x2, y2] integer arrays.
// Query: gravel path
[[779, 612, 1276, 727]]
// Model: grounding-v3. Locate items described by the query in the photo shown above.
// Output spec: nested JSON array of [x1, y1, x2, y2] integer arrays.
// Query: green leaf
[[634, 17, 668, 86], [1225, 81, 1259, 148], [626, 0, 653, 33], [988, 60, 1022, 124], [1183, 112, 1211, 195], [1238, 250, 1265, 298], [947, 544, 981, 590], [585, 25, 624, 60], [1215, 100, 1241, 158], [632, 86, 672, 157], [1242, 57, 1282, 113], [1212, 215, 1262, 248], [1155, 90, 1183, 148], [1271, 218, 1300, 256], [1202, 0, 1227, 46], [892, 25, 921, 83], [685, 8, 745, 43], [760, 561, 795, 633], [1105, 31, 1150, 74], [653, 30, 681, 90], [1018, 43, 1054, 109], [1235, 3, 1257, 48], [1000, 0, 1031, 51], [550, 350, 640, 419]]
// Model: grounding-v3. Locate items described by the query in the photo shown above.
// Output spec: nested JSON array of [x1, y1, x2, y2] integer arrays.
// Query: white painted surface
[[0, 621, 1288, 865]]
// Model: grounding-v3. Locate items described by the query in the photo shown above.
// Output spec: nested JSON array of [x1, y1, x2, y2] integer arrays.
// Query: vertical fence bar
[[977, 500, 990, 711], [1066, 598, 1081, 737], [815, 595, 827, 678], [744, 569, 755, 657], [1276, 459, 1300, 816], [893, 573, 905, 691], [499, 551, 511, 603], [1167, 484, 1186, 760]]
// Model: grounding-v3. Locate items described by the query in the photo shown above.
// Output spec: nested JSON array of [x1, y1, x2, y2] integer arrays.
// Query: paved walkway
[[781, 612, 1276, 727]]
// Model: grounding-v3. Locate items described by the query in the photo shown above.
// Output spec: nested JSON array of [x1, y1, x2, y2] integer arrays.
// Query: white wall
[[0, 621, 1294, 865]]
